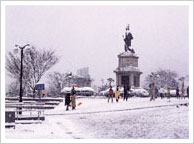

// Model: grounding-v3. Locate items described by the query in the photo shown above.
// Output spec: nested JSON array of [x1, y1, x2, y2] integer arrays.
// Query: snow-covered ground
[[5, 96, 189, 139]]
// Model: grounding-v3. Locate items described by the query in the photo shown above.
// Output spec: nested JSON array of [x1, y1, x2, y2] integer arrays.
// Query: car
[[100, 87, 149, 97], [133, 88, 149, 97]]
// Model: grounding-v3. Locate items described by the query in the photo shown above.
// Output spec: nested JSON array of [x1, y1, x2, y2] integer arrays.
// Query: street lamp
[[150, 72, 159, 85], [107, 78, 114, 87], [65, 72, 72, 87], [68, 75, 72, 87], [15, 44, 30, 114]]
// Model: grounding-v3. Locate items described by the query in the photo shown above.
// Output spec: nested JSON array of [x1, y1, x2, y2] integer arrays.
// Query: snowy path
[[65, 105, 188, 139], [45, 102, 188, 116], [5, 97, 189, 139]]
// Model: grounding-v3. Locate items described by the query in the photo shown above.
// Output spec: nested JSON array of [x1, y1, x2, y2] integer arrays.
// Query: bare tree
[[47, 72, 66, 97], [6, 46, 59, 96], [144, 69, 179, 89], [6, 81, 19, 97]]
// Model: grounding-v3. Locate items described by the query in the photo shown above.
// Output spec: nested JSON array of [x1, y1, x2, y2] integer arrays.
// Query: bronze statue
[[123, 24, 135, 53]]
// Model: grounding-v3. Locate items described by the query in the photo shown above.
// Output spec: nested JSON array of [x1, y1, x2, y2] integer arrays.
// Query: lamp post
[[107, 78, 114, 87], [149, 72, 159, 85], [68, 75, 72, 87], [15, 44, 30, 114], [65, 72, 72, 87]]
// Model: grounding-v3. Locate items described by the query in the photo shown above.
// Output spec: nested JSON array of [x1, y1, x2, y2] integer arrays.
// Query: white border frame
[[1, 1, 193, 143]]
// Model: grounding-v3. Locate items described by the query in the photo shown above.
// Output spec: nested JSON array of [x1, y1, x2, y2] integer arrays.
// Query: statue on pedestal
[[123, 24, 135, 53]]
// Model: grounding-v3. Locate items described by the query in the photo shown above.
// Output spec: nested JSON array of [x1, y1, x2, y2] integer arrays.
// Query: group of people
[[108, 85, 131, 103], [65, 86, 77, 111], [149, 83, 189, 101], [65, 83, 189, 110]]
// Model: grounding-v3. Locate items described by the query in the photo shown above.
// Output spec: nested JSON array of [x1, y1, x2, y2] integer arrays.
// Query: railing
[[14, 109, 44, 124], [5, 101, 45, 125], [5, 101, 54, 110]]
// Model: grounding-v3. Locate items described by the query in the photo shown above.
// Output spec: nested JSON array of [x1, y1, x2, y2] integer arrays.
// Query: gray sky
[[5, 5, 189, 87]]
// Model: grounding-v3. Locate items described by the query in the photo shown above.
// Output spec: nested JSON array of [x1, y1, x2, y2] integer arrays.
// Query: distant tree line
[[46, 72, 66, 97], [143, 69, 181, 89]]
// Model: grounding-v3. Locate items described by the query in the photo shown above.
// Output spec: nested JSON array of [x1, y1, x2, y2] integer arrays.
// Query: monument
[[114, 25, 142, 87]]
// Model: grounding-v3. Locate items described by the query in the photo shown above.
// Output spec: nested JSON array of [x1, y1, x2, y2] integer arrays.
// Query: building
[[77, 67, 90, 79], [64, 67, 92, 87]]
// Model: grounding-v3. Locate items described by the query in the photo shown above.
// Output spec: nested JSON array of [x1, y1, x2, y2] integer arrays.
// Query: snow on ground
[[5, 97, 189, 139]]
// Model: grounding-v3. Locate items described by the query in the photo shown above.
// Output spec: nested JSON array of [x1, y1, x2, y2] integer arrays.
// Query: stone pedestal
[[114, 51, 142, 87]]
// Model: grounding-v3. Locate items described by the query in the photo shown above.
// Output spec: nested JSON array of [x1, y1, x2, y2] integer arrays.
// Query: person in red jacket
[[108, 86, 113, 103]]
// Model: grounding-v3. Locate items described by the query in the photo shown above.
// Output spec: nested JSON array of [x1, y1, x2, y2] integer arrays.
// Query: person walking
[[65, 93, 71, 111], [181, 87, 185, 99], [149, 83, 152, 98], [159, 86, 165, 99], [123, 85, 129, 101], [155, 86, 159, 99], [128, 85, 132, 99], [150, 83, 155, 101], [176, 87, 180, 99], [108, 86, 113, 103], [187, 86, 189, 98], [115, 86, 120, 103], [180, 81, 185, 99], [71, 86, 76, 110], [167, 87, 171, 102]]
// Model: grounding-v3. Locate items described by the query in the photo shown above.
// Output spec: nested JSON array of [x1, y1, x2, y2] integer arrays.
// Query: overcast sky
[[5, 5, 189, 87]]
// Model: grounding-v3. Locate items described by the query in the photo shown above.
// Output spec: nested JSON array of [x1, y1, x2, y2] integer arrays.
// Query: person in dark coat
[[176, 87, 180, 99], [167, 87, 171, 101], [155, 86, 158, 98], [187, 86, 189, 98], [123, 85, 129, 101], [71, 86, 76, 110], [128, 85, 132, 99], [65, 93, 71, 111], [108, 86, 113, 103]]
